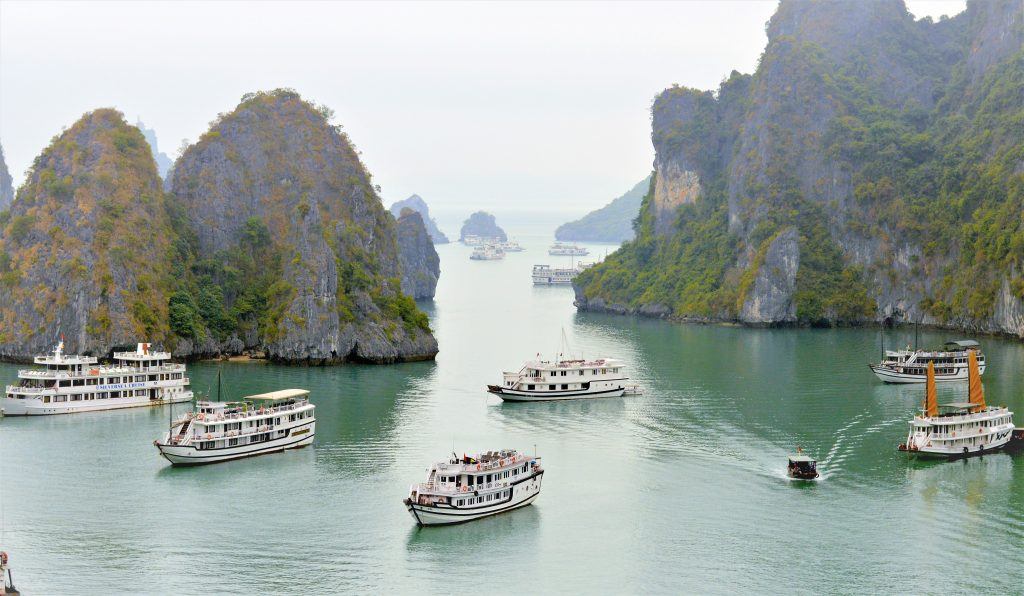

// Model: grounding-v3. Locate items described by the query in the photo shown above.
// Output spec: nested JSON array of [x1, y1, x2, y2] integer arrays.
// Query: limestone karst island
[[0, 0, 1022, 593]]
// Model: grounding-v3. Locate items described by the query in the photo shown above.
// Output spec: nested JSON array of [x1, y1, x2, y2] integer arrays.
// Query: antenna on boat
[[914, 320, 920, 351]]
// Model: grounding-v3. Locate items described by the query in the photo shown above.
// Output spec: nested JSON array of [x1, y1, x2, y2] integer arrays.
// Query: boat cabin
[[787, 455, 818, 479]]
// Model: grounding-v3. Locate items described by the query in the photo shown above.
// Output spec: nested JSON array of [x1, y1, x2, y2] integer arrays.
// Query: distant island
[[390, 194, 449, 243], [555, 175, 650, 243], [135, 119, 173, 180], [460, 211, 506, 242]]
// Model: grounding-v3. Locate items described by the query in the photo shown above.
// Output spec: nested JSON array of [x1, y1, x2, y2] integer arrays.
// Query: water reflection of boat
[[898, 356, 1014, 459]]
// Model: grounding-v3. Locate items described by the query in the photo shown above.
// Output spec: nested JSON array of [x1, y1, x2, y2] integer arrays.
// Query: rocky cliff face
[[0, 109, 174, 358], [390, 194, 449, 243], [169, 89, 437, 363], [576, 0, 1024, 338], [0, 142, 13, 211], [460, 211, 506, 242], [396, 208, 440, 299], [555, 175, 650, 243]]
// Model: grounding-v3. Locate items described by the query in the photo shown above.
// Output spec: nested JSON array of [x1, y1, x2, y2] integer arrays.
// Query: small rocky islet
[[459, 211, 506, 242], [390, 194, 449, 244], [0, 90, 439, 364]]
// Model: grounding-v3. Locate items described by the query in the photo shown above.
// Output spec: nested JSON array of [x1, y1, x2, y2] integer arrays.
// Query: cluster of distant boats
[[463, 236, 595, 285]]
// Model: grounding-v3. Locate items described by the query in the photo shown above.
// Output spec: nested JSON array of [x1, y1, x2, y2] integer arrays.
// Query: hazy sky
[[0, 1, 966, 214]]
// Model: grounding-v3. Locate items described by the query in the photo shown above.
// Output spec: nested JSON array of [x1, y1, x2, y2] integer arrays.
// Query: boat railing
[[189, 402, 308, 423], [6, 377, 191, 393], [190, 425, 277, 441], [17, 364, 186, 378], [916, 409, 1009, 425]]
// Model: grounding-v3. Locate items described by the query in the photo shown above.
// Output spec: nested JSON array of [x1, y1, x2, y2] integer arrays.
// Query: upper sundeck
[[190, 389, 312, 425], [520, 357, 623, 372], [913, 405, 1012, 426]]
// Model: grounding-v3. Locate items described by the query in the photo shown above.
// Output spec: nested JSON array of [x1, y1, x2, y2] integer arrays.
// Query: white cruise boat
[[2, 342, 192, 416], [463, 235, 502, 246], [405, 449, 543, 526], [869, 339, 985, 383], [532, 263, 591, 285], [548, 242, 589, 256], [470, 244, 505, 260], [500, 240, 524, 252], [488, 355, 630, 401], [898, 355, 1014, 459], [154, 388, 315, 465]]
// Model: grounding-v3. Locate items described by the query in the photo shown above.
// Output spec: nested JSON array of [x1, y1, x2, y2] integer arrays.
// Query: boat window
[[561, 384, 568, 390], [548, 385, 555, 390], [527, 385, 534, 390]]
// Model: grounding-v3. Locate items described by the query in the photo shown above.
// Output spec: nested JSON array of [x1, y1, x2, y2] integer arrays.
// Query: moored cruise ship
[[500, 240, 524, 252], [548, 242, 588, 256], [2, 342, 192, 416], [487, 355, 630, 401], [869, 340, 985, 383], [898, 355, 1014, 459], [470, 244, 505, 260], [532, 263, 591, 285], [405, 449, 543, 526], [154, 389, 315, 465]]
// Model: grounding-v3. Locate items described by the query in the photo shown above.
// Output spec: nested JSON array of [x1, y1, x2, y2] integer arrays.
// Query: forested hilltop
[[576, 0, 1024, 338], [0, 91, 438, 363], [555, 175, 650, 243]]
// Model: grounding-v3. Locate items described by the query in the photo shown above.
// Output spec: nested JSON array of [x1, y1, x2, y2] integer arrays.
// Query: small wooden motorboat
[[787, 449, 819, 480], [1, 550, 20, 596]]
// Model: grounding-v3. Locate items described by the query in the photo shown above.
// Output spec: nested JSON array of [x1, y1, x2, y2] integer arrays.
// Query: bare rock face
[[396, 208, 440, 300], [0, 109, 174, 358], [740, 228, 799, 323], [0, 142, 13, 211], [169, 90, 437, 363]]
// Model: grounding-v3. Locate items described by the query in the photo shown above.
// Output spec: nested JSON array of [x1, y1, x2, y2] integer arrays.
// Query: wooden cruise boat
[[488, 355, 632, 401], [897, 355, 1014, 459], [787, 449, 819, 480], [531, 262, 591, 285], [405, 449, 543, 526], [548, 242, 588, 256], [869, 340, 985, 383], [470, 244, 505, 260], [154, 388, 315, 466]]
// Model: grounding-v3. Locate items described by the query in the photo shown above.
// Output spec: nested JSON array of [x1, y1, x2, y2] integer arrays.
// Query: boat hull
[[487, 385, 625, 402], [899, 430, 1013, 459], [407, 472, 543, 526], [155, 423, 315, 466], [1, 392, 193, 416], [869, 364, 985, 384]]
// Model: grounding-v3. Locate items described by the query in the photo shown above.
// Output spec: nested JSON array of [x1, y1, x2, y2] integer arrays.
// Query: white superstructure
[[869, 340, 985, 383], [488, 356, 630, 401], [154, 389, 315, 466], [2, 342, 192, 416], [405, 449, 544, 526], [548, 242, 588, 256], [463, 235, 503, 246], [899, 355, 1013, 459], [500, 240, 524, 252], [532, 263, 591, 285], [470, 244, 505, 260]]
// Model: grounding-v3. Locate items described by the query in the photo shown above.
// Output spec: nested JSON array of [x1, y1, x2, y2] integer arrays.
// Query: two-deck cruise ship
[[898, 354, 1014, 458], [548, 242, 588, 256], [405, 449, 543, 525], [154, 388, 315, 465], [470, 244, 505, 260], [869, 340, 985, 383], [532, 263, 591, 285], [2, 342, 192, 416], [487, 355, 631, 401]]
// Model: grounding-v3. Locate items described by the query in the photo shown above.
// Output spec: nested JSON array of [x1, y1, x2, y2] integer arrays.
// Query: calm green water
[[2, 215, 1024, 593]]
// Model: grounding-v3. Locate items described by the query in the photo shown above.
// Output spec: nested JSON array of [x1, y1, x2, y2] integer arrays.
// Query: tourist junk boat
[[869, 339, 985, 383], [1, 341, 192, 416], [897, 355, 1014, 459], [154, 388, 315, 465], [531, 263, 591, 285], [787, 448, 819, 480], [404, 449, 543, 526], [470, 244, 505, 260], [548, 242, 588, 256], [500, 240, 524, 252], [487, 353, 632, 401], [0, 551, 18, 596]]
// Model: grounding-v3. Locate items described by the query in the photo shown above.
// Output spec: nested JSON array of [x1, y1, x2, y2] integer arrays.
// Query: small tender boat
[[897, 355, 1014, 459], [470, 244, 505, 260], [787, 448, 819, 480], [405, 449, 544, 526], [869, 340, 985, 384], [548, 242, 588, 256], [154, 388, 315, 466]]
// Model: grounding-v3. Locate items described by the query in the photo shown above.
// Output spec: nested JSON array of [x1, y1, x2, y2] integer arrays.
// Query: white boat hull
[[155, 422, 315, 465], [870, 364, 985, 384], [489, 385, 626, 402], [407, 472, 543, 526], [903, 428, 1014, 458], [1, 392, 193, 416]]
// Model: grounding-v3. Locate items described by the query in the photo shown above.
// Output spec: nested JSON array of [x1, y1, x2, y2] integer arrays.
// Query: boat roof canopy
[[789, 455, 815, 463], [944, 340, 980, 348], [939, 402, 976, 410], [244, 389, 309, 402]]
